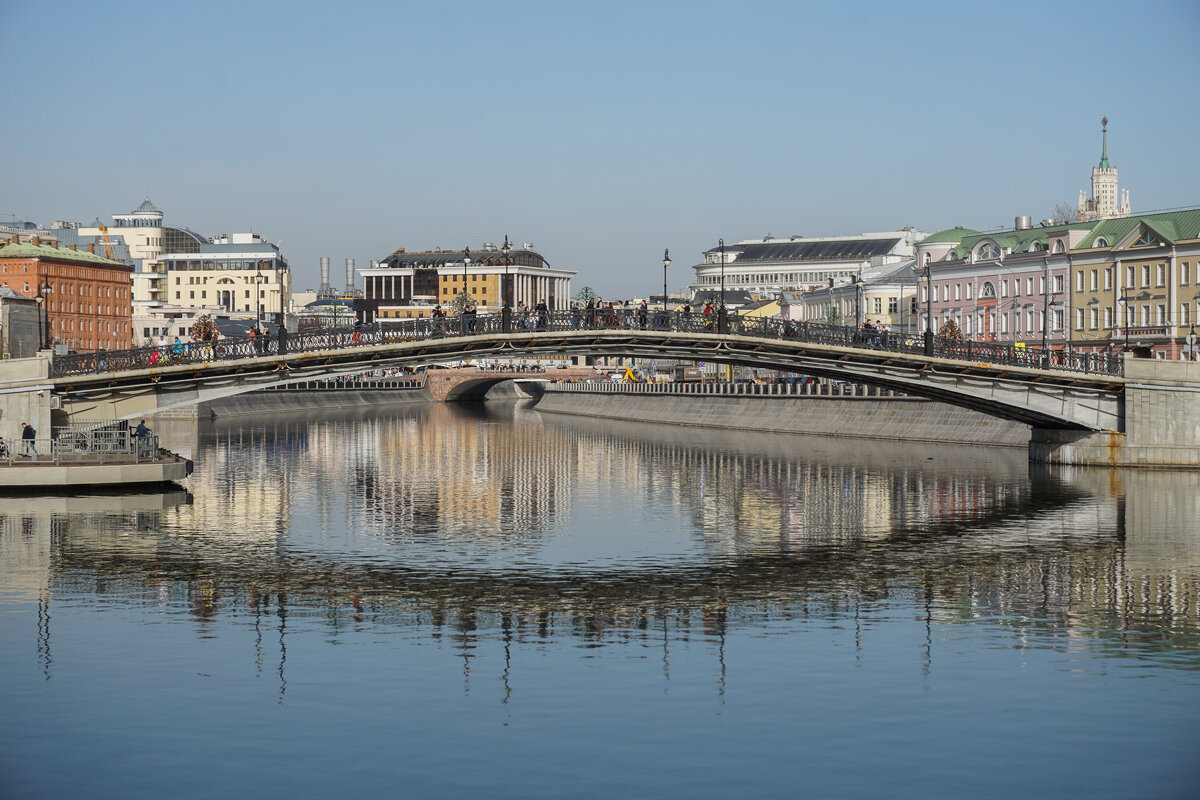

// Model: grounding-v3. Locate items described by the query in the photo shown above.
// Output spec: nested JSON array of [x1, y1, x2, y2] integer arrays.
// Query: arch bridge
[[39, 309, 1127, 432]]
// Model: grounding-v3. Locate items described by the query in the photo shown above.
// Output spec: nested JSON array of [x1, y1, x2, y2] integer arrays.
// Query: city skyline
[[3, 0, 1198, 296]]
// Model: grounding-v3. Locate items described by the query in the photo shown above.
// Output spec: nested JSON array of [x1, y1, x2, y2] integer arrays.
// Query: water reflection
[[4, 402, 1197, 699]]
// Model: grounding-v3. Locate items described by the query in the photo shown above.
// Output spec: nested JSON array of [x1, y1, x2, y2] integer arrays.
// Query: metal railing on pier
[[49, 308, 1122, 380], [0, 421, 165, 467]]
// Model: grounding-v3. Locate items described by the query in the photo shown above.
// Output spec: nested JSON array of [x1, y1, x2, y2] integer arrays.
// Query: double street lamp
[[1118, 286, 1152, 352]]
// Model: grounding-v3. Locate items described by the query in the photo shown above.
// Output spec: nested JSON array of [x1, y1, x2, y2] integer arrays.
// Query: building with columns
[[1077, 117, 1132, 222], [357, 241, 575, 321], [690, 230, 925, 300]]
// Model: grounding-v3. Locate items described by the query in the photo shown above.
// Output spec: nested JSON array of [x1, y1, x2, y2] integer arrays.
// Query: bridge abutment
[[0, 354, 53, 444], [1031, 358, 1200, 467]]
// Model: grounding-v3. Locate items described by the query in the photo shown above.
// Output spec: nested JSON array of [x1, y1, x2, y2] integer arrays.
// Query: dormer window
[[1053, 240, 1065, 254], [975, 242, 1000, 261], [1095, 237, 1109, 247], [1134, 232, 1161, 247]]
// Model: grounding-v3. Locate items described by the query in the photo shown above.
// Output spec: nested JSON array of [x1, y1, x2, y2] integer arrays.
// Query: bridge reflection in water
[[6, 403, 1198, 698]]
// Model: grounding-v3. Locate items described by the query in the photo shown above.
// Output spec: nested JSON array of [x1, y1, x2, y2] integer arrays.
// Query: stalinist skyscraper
[[1077, 116, 1132, 222]]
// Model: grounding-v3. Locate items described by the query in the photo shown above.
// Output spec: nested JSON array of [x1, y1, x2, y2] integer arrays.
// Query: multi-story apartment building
[[913, 209, 1200, 359], [0, 237, 133, 352], [357, 240, 574, 321]]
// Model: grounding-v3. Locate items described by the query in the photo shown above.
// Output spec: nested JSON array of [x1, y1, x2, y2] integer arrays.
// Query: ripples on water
[[2, 401, 1199, 799]]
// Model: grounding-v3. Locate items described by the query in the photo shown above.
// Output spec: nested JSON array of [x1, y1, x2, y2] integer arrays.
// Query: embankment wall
[[533, 386, 1030, 447], [202, 388, 433, 418]]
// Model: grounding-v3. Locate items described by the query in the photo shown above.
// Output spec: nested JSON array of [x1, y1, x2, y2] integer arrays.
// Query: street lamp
[[1118, 286, 1152, 352], [501, 235, 511, 311], [853, 272, 864, 329], [255, 267, 262, 330], [463, 247, 471, 305], [662, 249, 671, 312], [718, 238, 725, 309], [923, 263, 933, 356]]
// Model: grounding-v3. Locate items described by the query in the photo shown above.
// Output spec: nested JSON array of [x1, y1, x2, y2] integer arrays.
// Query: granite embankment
[[532, 383, 1030, 447]]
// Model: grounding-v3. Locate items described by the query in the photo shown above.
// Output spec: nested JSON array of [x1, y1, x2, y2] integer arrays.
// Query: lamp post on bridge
[[662, 248, 670, 313], [923, 263, 933, 356], [35, 280, 53, 352]]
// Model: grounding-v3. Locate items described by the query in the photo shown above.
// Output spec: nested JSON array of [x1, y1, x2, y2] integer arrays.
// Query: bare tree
[[1051, 201, 1076, 225]]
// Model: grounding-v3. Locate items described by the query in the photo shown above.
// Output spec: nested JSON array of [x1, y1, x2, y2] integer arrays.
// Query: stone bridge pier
[[422, 368, 594, 401]]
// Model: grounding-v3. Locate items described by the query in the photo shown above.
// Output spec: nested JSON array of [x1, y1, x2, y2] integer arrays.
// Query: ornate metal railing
[[49, 309, 1123, 379]]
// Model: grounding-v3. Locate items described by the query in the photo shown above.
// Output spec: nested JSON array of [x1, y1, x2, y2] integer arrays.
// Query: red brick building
[[0, 236, 133, 352]]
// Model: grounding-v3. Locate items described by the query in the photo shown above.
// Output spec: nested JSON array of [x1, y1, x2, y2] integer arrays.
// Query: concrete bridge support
[[1031, 358, 1200, 467], [0, 354, 53, 445]]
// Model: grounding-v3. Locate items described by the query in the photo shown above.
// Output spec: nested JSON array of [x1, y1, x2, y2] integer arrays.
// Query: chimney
[[87, 243, 95, 254], [50, 241, 58, 249], [31, 236, 40, 246], [70, 244, 77, 250]]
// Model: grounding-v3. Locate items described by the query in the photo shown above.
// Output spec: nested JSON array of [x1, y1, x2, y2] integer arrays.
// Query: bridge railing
[[49, 309, 1123, 379]]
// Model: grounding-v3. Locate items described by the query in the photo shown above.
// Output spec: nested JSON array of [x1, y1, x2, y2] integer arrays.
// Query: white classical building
[[1077, 117, 1131, 222], [689, 229, 925, 299]]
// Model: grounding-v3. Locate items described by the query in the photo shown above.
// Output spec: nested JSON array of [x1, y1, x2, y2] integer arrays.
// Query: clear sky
[[3, 0, 1198, 297]]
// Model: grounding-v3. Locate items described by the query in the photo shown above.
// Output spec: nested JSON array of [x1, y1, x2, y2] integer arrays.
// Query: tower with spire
[[1077, 116, 1131, 221]]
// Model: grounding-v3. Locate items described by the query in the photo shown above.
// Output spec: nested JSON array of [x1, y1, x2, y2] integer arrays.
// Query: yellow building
[[359, 241, 575, 321]]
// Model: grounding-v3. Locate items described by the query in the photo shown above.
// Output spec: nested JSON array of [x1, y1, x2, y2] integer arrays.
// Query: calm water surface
[[2, 401, 1199, 799]]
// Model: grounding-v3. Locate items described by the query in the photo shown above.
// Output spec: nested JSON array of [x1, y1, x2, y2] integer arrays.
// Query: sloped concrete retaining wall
[[534, 387, 1030, 447]]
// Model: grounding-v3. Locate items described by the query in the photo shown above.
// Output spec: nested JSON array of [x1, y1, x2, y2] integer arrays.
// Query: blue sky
[[3, 0, 1198, 296]]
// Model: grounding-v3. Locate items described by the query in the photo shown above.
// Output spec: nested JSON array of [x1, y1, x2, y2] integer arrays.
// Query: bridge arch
[[45, 320, 1125, 432]]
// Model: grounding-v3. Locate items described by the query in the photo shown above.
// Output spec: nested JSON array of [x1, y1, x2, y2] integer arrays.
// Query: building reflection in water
[[2, 402, 1198, 696]]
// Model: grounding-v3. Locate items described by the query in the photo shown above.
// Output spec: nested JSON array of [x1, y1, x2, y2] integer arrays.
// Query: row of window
[[50, 317, 128, 333], [922, 276, 1065, 303], [930, 309, 1064, 336], [699, 270, 856, 285], [1073, 262, 1188, 292], [1073, 302, 1198, 330], [175, 289, 270, 300]]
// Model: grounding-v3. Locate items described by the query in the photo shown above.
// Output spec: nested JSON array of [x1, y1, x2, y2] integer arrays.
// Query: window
[[1156, 264, 1166, 286], [1026, 278, 1034, 295], [965, 283, 972, 300], [1142, 265, 1151, 286], [1053, 240, 1065, 254], [1054, 275, 1064, 293], [1075, 271, 1084, 292], [1089, 270, 1098, 291], [954, 284, 960, 301], [1054, 309, 1064, 331], [1183, 262, 1191, 285], [1156, 303, 1167, 325], [1103, 307, 1113, 328], [1134, 232, 1161, 247], [1095, 237, 1109, 247], [873, 298, 881, 314], [1104, 267, 1113, 290], [1089, 307, 1098, 330], [1181, 304, 1191, 325], [1014, 281, 1021, 298]]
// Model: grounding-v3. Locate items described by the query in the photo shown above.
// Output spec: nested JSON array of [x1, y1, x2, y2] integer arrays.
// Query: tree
[[450, 289, 472, 314], [1051, 201, 1076, 225], [574, 286, 597, 305]]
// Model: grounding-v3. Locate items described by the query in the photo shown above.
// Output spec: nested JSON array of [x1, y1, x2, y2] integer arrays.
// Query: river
[[1, 401, 1198, 799]]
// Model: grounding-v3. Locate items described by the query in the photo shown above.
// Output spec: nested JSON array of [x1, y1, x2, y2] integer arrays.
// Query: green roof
[[948, 223, 1094, 258], [0, 240, 128, 268], [920, 226, 980, 245], [1074, 208, 1200, 249]]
